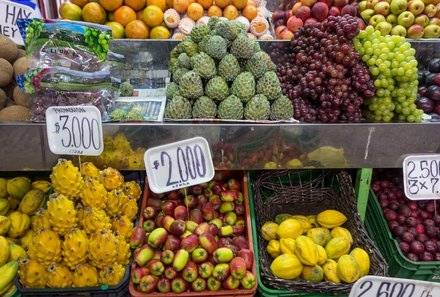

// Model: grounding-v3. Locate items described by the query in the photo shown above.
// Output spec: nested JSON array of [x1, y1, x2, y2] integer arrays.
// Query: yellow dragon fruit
[[47, 193, 78, 235], [62, 228, 89, 270], [46, 264, 73, 288], [80, 162, 101, 180], [123, 181, 142, 200], [100, 168, 124, 191], [80, 178, 107, 209], [122, 197, 138, 221], [50, 159, 84, 199], [31, 209, 51, 232], [73, 263, 99, 287], [20, 230, 34, 250], [115, 232, 131, 265], [83, 207, 112, 235], [18, 258, 46, 288], [112, 215, 134, 240], [99, 263, 126, 286], [88, 230, 118, 269], [76, 203, 85, 228], [106, 189, 127, 216], [28, 228, 62, 267]]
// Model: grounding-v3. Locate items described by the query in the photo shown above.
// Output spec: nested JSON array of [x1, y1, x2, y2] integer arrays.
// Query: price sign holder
[[145, 137, 215, 194], [349, 275, 440, 297], [46, 106, 104, 156], [403, 154, 440, 200]]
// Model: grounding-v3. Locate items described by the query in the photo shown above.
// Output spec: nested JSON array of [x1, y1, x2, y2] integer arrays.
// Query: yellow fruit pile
[[261, 210, 370, 284]]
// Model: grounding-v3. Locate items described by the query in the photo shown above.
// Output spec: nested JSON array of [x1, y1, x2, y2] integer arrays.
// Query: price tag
[[0, 0, 37, 45], [403, 154, 440, 200], [145, 137, 215, 194], [349, 275, 440, 297], [46, 106, 103, 156]]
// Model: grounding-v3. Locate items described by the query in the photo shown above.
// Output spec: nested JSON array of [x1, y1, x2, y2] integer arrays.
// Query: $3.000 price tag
[[403, 154, 440, 200], [46, 106, 103, 156], [144, 137, 215, 194], [349, 275, 440, 297]]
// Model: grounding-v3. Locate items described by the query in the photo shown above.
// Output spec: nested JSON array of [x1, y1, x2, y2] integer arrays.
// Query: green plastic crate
[[365, 190, 440, 282]]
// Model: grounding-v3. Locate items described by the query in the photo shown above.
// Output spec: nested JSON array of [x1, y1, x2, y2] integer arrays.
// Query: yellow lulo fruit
[[302, 265, 324, 282], [261, 221, 279, 241], [290, 215, 312, 233], [267, 240, 281, 258], [8, 242, 27, 261], [0, 178, 7, 198], [277, 219, 303, 239], [325, 237, 351, 260], [307, 215, 320, 227], [337, 255, 361, 283], [316, 244, 327, 265], [307, 227, 332, 246], [295, 235, 318, 266], [317, 209, 347, 229], [31, 180, 51, 194], [270, 254, 303, 280], [0, 199, 9, 216], [7, 211, 30, 238], [0, 216, 11, 235], [6, 177, 31, 199], [322, 259, 341, 283], [0, 236, 10, 265], [331, 227, 353, 245], [7, 197, 20, 211], [350, 248, 370, 277], [280, 238, 296, 254], [18, 189, 45, 215], [274, 214, 292, 224]]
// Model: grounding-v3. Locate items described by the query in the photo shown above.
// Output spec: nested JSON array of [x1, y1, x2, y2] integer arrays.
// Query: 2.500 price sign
[[145, 137, 215, 194], [403, 155, 440, 200], [46, 106, 103, 156]]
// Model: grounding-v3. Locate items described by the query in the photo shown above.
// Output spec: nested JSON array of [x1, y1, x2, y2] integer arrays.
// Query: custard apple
[[208, 16, 220, 30], [178, 53, 192, 69], [218, 54, 241, 82], [256, 71, 282, 100], [246, 52, 268, 78], [244, 94, 270, 120], [270, 95, 294, 120], [170, 47, 180, 59], [218, 95, 243, 120], [205, 76, 229, 101], [169, 58, 179, 74], [205, 36, 227, 60], [191, 24, 211, 43], [173, 68, 189, 85], [230, 34, 254, 59], [198, 35, 211, 53], [231, 72, 255, 102], [252, 40, 261, 52], [259, 51, 277, 71], [192, 96, 217, 119], [178, 71, 204, 99], [166, 82, 179, 99], [214, 21, 237, 41], [191, 52, 217, 79], [165, 95, 192, 119], [230, 21, 246, 35], [177, 39, 198, 57]]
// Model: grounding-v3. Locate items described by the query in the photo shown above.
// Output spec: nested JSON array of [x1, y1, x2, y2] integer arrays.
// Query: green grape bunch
[[83, 28, 111, 61], [354, 26, 424, 123]]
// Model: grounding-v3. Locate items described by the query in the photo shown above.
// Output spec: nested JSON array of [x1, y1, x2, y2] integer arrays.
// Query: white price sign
[[349, 276, 440, 297], [46, 106, 103, 156], [145, 137, 215, 194], [403, 155, 440, 200], [0, 0, 36, 45]]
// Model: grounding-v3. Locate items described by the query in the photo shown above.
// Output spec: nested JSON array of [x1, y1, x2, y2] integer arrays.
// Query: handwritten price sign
[[145, 137, 215, 194], [46, 106, 103, 156], [349, 276, 440, 297], [403, 155, 440, 200]]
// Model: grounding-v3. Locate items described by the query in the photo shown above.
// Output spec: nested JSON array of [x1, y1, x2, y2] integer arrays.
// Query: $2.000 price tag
[[349, 275, 440, 297], [403, 154, 440, 200], [46, 106, 103, 156], [145, 137, 215, 194]]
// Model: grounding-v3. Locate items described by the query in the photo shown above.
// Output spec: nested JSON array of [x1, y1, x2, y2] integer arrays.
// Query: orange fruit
[[59, 2, 83, 20], [173, 0, 189, 14], [147, 0, 167, 11], [99, 0, 123, 11], [223, 4, 238, 19], [187, 3, 204, 20], [82, 2, 107, 24], [242, 4, 257, 21], [197, 0, 213, 9], [166, 0, 174, 7], [114, 5, 137, 27], [215, 0, 230, 8], [71, 0, 88, 8], [124, 0, 147, 11], [150, 25, 171, 38], [105, 21, 125, 38], [136, 10, 144, 19], [247, 0, 256, 6], [232, 0, 247, 9], [208, 5, 222, 16], [143, 5, 164, 27], [125, 20, 150, 38]]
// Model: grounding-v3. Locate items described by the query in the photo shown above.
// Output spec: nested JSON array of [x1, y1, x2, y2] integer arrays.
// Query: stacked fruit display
[[165, 18, 294, 121], [417, 58, 440, 115], [372, 170, 440, 262], [261, 210, 370, 283], [130, 178, 257, 293], [272, 0, 365, 39], [359, 0, 440, 38]]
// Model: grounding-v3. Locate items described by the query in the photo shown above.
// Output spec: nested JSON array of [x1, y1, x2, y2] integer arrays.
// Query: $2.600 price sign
[[145, 137, 215, 194], [349, 275, 440, 297], [46, 106, 103, 156], [403, 155, 440, 200]]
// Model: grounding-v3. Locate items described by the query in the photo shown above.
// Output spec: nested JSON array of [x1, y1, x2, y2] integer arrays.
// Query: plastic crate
[[129, 170, 257, 297], [365, 189, 440, 282]]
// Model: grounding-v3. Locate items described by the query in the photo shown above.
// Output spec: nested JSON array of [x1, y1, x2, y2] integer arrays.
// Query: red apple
[[318, 0, 333, 7], [295, 6, 312, 22], [238, 249, 254, 270], [279, 28, 294, 40], [328, 6, 340, 16], [174, 205, 188, 221], [341, 4, 357, 16], [287, 16, 304, 32], [312, 2, 329, 21], [189, 208, 203, 224]]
